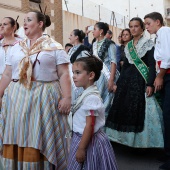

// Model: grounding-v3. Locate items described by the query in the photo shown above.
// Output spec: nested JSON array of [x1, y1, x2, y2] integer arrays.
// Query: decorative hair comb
[[39, 4, 47, 15], [16, 16, 19, 22], [39, 4, 43, 13], [44, 6, 47, 15]]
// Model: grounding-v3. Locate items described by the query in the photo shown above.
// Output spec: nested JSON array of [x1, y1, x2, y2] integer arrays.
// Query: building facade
[[164, 0, 170, 26], [1, 0, 170, 46], [0, 0, 63, 44]]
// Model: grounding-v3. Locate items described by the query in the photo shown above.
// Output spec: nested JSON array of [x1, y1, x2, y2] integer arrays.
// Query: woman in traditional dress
[[70, 23, 119, 116], [67, 56, 118, 170], [92, 22, 119, 115], [68, 29, 90, 63], [119, 28, 133, 68], [0, 17, 20, 80], [0, 17, 21, 169], [0, 10, 71, 170], [106, 17, 164, 148], [68, 29, 90, 102]]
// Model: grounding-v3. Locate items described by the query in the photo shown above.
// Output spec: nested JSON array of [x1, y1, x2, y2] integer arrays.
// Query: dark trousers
[[162, 74, 170, 156]]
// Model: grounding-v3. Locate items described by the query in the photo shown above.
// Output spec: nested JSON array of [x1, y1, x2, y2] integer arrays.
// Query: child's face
[[72, 62, 93, 89], [65, 46, 72, 54], [144, 18, 159, 34]]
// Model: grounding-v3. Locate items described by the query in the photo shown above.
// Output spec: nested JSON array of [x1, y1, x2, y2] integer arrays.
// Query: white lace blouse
[[68, 44, 88, 60], [124, 36, 154, 64]]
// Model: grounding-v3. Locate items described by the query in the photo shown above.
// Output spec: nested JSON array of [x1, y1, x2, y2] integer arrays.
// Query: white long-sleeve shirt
[[154, 26, 170, 69]]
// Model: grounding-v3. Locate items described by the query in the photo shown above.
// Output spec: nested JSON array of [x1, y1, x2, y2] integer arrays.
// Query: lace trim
[[93, 38, 114, 62], [125, 37, 154, 64], [68, 44, 80, 56], [106, 121, 144, 133]]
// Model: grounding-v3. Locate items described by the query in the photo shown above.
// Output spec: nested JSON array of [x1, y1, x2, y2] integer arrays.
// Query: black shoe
[[159, 161, 170, 170], [157, 155, 170, 163]]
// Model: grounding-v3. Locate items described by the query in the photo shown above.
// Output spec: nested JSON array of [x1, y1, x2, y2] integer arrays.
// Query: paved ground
[[112, 142, 164, 170]]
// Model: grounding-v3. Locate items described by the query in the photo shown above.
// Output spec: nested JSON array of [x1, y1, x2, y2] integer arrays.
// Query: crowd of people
[[0, 9, 170, 170]]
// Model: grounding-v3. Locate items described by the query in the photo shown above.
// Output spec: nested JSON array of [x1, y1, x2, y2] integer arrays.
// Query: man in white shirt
[[144, 12, 170, 170]]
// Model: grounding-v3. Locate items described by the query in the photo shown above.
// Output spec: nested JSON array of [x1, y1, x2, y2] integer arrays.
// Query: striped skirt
[[0, 81, 69, 170], [67, 130, 118, 170]]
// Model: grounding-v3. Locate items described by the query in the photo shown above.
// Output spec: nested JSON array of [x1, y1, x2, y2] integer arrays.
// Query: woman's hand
[[57, 63, 71, 114], [108, 79, 114, 92], [0, 97, 2, 108], [146, 86, 154, 97], [76, 148, 86, 163], [58, 97, 71, 115], [85, 26, 91, 35], [112, 84, 117, 93]]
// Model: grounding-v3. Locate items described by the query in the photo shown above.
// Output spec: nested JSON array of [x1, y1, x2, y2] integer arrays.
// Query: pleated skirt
[[67, 130, 118, 170], [106, 94, 164, 148]]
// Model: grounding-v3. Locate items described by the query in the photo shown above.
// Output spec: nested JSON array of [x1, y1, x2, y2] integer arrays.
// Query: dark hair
[[107, 30, 113, 35], [144, 12, 163, 26], [4, 17, 19, 33], [92, 38, 96, 44], [74, 55, 103, 81], [32, 10, 51, 31], [129, 17, 145, 31], [121, 28, 133, 44], [65, 43, 73, 48], [73, 29, 85, 43], [95, 22, 109, 35]]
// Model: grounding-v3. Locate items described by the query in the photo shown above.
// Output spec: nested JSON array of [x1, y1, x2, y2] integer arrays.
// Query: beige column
[[51, 0, 63, 44], [21, 0, 30, 13]]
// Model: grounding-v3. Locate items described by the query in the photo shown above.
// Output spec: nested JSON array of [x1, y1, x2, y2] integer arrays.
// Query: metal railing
[[62, 0, 129, 29]]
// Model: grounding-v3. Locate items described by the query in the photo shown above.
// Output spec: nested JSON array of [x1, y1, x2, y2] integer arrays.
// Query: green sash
[[128, 40, 149, 83]]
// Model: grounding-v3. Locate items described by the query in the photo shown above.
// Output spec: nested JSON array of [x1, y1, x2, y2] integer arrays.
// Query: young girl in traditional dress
[[67, 56, 118, 170], [92, 22, 119, 115]]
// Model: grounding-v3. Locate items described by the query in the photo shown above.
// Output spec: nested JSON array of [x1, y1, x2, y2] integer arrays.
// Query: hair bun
[[93, 56, 103, 71], [16, 22, 19, 31], [45, 15, 51, 27], [104, 23, 109, 31], [80, 30, 85, 39]]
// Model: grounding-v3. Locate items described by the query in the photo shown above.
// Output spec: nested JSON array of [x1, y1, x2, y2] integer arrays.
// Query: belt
[[13, 76, 36, 82], [12, 79, 19, 82], [158, 61, 170, 74], [12, 79, 58, 83]]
